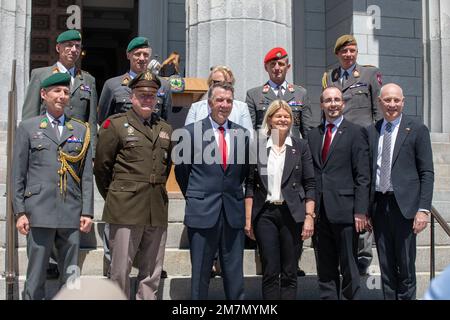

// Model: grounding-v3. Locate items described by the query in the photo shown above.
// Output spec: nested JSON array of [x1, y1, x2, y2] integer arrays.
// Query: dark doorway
[[81, 0, 139, 96]]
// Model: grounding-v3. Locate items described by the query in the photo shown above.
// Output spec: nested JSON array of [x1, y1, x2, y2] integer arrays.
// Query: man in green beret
[[97, 36, 172, 278], [94, 70, 173, 299], [21, 29, 97, 279], [321, 34, 383, 276], [12, 73, 93, 299], [97, 36, 172, 124]]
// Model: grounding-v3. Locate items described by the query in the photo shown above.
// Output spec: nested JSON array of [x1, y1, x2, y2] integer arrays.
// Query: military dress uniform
[[97, 73, 172, 124], [94, 71, 173, 299], [12, 92, 93, 300], [322, 63, 382, 127], [246, 82, 313, 138]]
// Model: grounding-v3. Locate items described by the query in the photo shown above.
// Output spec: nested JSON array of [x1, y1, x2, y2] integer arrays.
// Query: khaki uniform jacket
[[322, 63, 382, 127], [245, 82, 313, 138], [21, 64, 98, 154], [94, 109, 173, 226], [12, 115, 93, 228]]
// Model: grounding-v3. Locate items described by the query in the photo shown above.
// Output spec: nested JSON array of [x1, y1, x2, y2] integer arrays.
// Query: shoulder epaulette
[[321, 72, 328, 89], [68, 117, 89, 128], [363, 64, 377, 68]]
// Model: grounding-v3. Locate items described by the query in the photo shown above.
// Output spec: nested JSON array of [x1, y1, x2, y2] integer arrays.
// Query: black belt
[[375, 191, 394, 196], [266, 200, 286, 206]]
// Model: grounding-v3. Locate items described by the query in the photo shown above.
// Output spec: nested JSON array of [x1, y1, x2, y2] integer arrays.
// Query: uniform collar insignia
[[287, 84, 295, 92], [332, 69, 340, 82], [353, 69, 360, 78], [66, 121, 74, 131], [39, 118, 48, 129], [262, 84, 270, 93], [122, 75, 130, 85], [52, 66, 59, 74]]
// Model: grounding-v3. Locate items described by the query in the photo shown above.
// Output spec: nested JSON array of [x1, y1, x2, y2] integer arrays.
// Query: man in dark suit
[[307, 86, 370, 300], [364, 83, 434, 300], [175, 82, 250, 300], [322, 35, 383, 273], [246, 47, 313, 139]]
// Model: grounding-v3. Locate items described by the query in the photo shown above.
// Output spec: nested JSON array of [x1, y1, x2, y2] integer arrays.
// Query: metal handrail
[[430, 205, 450, 280]]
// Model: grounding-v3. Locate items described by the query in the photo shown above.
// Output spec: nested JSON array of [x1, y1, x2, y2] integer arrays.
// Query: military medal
[[39, 118, 48, 129]]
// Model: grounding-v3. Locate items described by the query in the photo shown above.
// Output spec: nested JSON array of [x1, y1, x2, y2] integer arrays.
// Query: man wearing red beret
[[246, 47, 313, 139]]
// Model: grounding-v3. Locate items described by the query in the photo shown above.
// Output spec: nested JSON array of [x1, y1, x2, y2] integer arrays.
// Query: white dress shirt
[[266, 135, 293, 202], [209, 116, 230, 160]]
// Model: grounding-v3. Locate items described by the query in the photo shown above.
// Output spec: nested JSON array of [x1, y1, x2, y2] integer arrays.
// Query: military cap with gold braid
[[41, 72, 71, 89], [334, 34, 357, 54], [127, 36, 149, 52], [56, 29, 82, 44], [128, 70, 161, 90]]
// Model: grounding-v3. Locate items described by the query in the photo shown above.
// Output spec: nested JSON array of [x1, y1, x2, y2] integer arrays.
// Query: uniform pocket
[[24, 184, 41, 198], [109, 180, 138, 192], [123, 141, 144, 162]]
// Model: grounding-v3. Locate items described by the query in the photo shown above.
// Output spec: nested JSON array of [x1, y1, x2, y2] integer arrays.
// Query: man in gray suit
[[13, 73, 93, 300], [97, 36, 172, 124], [246, 47, 313, 139], [322, 34, 383, 274], [22, 29, 97, 154]]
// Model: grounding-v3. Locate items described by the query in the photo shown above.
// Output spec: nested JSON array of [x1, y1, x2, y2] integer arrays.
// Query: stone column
[[0, 0, 31, 126], [0, 0, 31, 183], [423, 0, 450, 132], [186, 0, 292, 101]]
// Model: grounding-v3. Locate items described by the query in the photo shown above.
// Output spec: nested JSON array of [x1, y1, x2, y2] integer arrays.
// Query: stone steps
[[0, 273, 436, 300], [2, 245, 450, 278]]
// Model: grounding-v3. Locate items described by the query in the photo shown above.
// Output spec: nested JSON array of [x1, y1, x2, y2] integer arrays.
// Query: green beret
[[56, 30, 82, 43], [41, 73, 71, 89], [127, 36, 149, 52], [128, 70, 161, 90], [334, 34, 357, 54]]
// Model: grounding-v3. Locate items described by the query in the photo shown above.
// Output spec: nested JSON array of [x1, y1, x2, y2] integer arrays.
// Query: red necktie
[[218, 126, 227, 170], [321, 123, 334, 162]]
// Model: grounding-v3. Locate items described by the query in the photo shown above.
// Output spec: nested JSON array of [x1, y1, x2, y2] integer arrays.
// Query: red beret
[[264, 47, 288, 64]]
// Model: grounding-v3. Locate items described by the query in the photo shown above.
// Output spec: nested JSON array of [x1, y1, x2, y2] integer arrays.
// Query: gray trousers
[[109, 224, 167, 300], [25, 227, 79, 300], [357, 231, 373, 272]]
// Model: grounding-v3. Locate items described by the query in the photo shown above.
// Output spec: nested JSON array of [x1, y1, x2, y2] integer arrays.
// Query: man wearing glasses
[[21, 29, 98, 279]]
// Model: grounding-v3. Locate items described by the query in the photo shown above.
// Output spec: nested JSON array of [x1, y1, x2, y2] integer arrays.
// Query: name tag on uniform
[[159, 131, 170, 140], [349, 82, 368, 89], [125, 136, 140, 142]]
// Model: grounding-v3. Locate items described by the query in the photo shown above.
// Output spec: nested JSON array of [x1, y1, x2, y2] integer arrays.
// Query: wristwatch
[[306, 212, 316, 219]]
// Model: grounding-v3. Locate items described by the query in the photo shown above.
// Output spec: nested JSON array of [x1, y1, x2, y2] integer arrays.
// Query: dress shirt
[[322, 115, 344, 147], [56, 61, 75, 86], [375, 115, 402, 192], [340, 64, 356, 80], [265, 135, 292, 202], [268, 79, 288, 97], [209, 116, 230, 160], [46, 112, 65, 136]]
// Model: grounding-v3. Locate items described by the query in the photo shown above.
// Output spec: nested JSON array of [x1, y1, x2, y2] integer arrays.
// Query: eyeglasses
[[211, 80, 232, 85], [322, 98, 343, 104]]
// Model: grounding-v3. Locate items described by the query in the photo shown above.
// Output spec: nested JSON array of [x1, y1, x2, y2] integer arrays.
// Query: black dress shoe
[[46, 267, 60, 280], [297, 268, 306, 277], [161, 270, 168, 278]]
